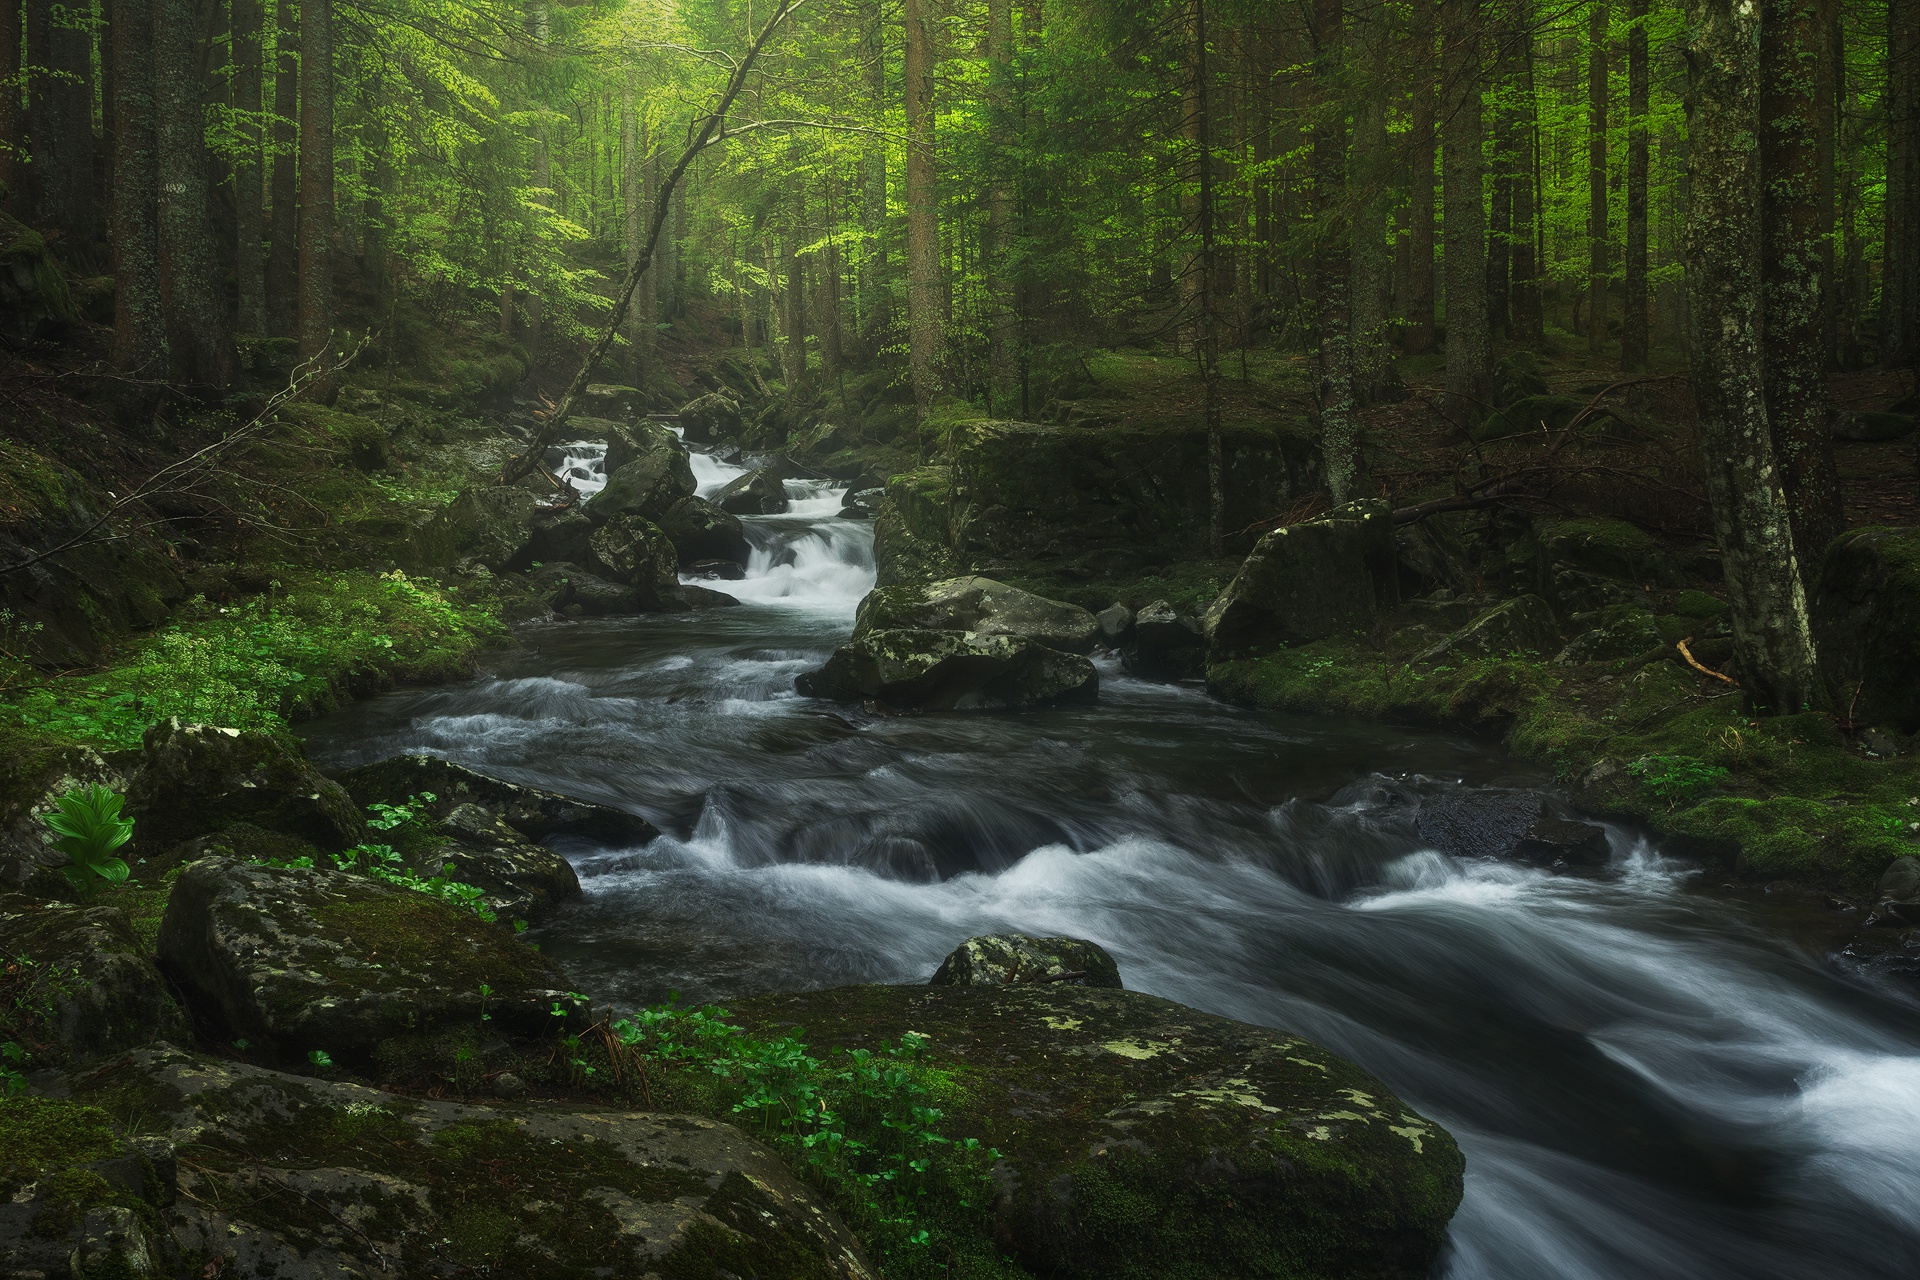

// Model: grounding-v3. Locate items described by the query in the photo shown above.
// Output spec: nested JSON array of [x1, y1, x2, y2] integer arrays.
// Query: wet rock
[[670, 583, 743, 609], [795, 629, 1098, 710], [1814, 526, 1920, 731], [1095, 602, 1134, 646], [1416, 594, 1561, 663], [1833, 411, 1916, 442], [677, 389, 745, 443], [929, 933, 1122, 988], [1123, 600, 1204, 681], [416, 802, 584, 921], [655, 494, 752, 566], [856, 576, 1101, 655], [715, 466, 791, 515], [1417, 789, 1610, 867], [1514, 816, 1613, 868], [410, 485, 538, 573], [334, 755, 659, 847], [587, 514, 680, 604], [528, 561, 648, 615], [157, 857, 580, 1061], [127, 720, 360, 854], [838, 486, 884, 519], [731, 983, 1462, 1280], [0, 737, 124, 888], [601, 420, 693, 483], [0, 896, 188, 1059], [525, 503, 595, 565], [37, 1046, 875, 1280], [685, 557, 747, 580], [1203, 500, 1398, 656], [1867, 856, 1920, 927], [581, 382, 642, 417]]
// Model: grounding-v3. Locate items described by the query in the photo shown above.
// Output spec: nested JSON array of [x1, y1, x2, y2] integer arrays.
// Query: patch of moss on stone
[[309, 892, 553, 993], [0, 1097, 120, 1177]]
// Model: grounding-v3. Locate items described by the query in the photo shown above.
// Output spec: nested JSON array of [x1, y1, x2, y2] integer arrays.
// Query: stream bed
[[308, 446, 1920, 1279]]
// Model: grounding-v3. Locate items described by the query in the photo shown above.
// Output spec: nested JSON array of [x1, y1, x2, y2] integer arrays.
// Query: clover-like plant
[[44, 784, 133, 900]]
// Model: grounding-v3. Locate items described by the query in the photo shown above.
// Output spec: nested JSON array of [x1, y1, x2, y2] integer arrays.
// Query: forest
[[2, 0, 1920, 1277]]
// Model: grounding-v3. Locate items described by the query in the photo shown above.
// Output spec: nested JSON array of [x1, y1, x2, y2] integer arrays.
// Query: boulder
[[1834, 411, 1916, 443], [1123, 600, 1205, 681], [587, 424, 698, 525], [795, 629, 1099, 710], [929, 933, 1123, 988], [525, 504, 595, 565], [581, 382, 642, 417], [716, 466, 791, 515], [1416, 789, 1611, 867], [587, 514, 680, 603], [1474, 394, 1594, 443], [1492, 350, 1550, 407], [677, 390, 744, 443], [672, 583, 743, 609], [856, 577, 1101, 655], [415, 802, 583, 921], [0, 734, 123, 888], [333, 754, 660, 847], [157, 857, 580, 1062], [1815, 526, 1920, 731], [732, 984, 1463, 1280], [686, 557, 747, 580], [0, 896, 188, 1059], [0, 213, 80, 344], [1415, 594, 1561, 663], [1867, 856, 1920, 927], [838, 486, 884, 519], [411, 485, 538, 574], [655, 494, 752, 566], [1204, 500, 1399, 657], [126, 720, 361, 854], [1534, 516, 1683, 589], [24, 1046, 875, 1280], [1556, 604, 1664, 664], [527, 562, 651, 616], [1095, 602, 1134, 647]]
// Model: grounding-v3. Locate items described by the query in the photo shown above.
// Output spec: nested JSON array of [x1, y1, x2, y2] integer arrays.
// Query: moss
[[308, 892, 553, 992], [0, 1097, 120, 1177]]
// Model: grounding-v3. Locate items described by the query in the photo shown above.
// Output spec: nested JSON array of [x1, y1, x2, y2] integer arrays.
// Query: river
[[307, 442, 1920, 1280]]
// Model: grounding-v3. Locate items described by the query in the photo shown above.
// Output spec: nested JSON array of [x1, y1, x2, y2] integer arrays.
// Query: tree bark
[[1761, 0, 1845, 563], [1685, 0, 1821, 713], [1349, 0, 1391, 401], [1405, 3, 1438, 355], [1442, 0, 1489, 424], [987, 0, 1017, 413], [110, 0, 167, 377], [1487, 6, 1518, 339], [1588, 0, 1610, 355], [859, 0, 889, 346], [297, 0, 332, 365], [267, 0, 299, 338], [234, 0, 267, 335], [40, 0, 95, 242], [154, 0, 230, 386], [1511, 1, 1544, 341], [1885, 0, 1920, 369], [1314, 0, 1354, 502], [783, 231, 811, 398], [621, 72, 652, 385], [0, 0, 18, 199], [904, 0, 942, 421], [1622, 0, 1650, 369]]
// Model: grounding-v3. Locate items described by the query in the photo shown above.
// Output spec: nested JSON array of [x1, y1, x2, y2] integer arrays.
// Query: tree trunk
[[621, 73, 652, 385], [267, 0, 298, 338], [1405, 4, 1438, 355], [41, 0, 95, 242], [784, 232, 811, 398], [1487, 4, 1520, 339], [1349, 0, 1391, 401], [297, 0, 332, 365], [1622, 0, 1650, 369], [21, 0, 47, 218], [860, 0, 889, 346], [0, 0, 18, 198], [110, 0, 166, 377], [234, 0, 266, 334], [154, 0, 229, 386], [820, 180, 845, 389], [1511, 1, 1544, 342], [904, 0, 942, 421], [1588, 0, 1610, 355], [1761, 0, 1845, 562], [1885, 0, 1920, 369], [1442, 0, 1489, 424], [1685, 0, 1821, 713], [1314, 0, 1354, 502]]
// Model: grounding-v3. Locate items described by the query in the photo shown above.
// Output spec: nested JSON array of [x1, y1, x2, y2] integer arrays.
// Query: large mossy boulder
[[157, 857, 580, 1064], [1203, 500, 1399, 657], [21, 1046, 876, 1280], [1474, 394, 1590, 442], [419, 802, 583, 921], [796, 629, 1098, 709], [334, 754, 660, 847], [857, 576, 1100, 654], [587, 513, 681, 605], [655, 494, 752, 566], [1414, 593, 1561, 663], [677, 389, 745, 443], [929, 933, 1123, 988], [731, 983, 1463, 1280], [1815, 526, 1920, 731], [1533, 516, 1682, 589], [715, 466, 791, 515], [411, 484, 540, 574], [127, 720, 361, 855], [0, 896, 188, 1060]]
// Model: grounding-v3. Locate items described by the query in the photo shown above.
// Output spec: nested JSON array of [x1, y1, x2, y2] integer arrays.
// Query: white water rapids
[[307, 435, 1920, 1279]]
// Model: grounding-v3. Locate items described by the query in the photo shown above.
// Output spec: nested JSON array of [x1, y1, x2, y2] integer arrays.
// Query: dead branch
[[1677, 636, 1740, 687]]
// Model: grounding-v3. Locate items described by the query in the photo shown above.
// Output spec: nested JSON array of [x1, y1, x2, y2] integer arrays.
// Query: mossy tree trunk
[[1511, 0, 1545, 343], [234, 0, 267, 336], [155, 0, 230, 387], [1349, 0, 1391, 403], [1761, 0, 1844, 564], [621, 72, 653, 385], [41, 0, 95, 244], [1587, 2, 1610, 356], [1886, 0, 1920, 371], [987, 0, 1017, 414], [1442, 0, 1490, 424], [1622, 0, 1650, 370], [267, 0, 299, 339], [904, 0, 942, 423], [297, 0, 333, 367], [1404, 3, 1438, 356], [110, 0, 167, 379], [1684, 0, 1822, 713], [1313, 0, 1355, 503]]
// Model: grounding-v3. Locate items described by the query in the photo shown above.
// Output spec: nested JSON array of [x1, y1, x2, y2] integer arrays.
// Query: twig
[[1677, 636, 1739, 687]]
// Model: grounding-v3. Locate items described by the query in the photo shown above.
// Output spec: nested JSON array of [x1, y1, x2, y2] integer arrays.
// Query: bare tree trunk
[[1350, 0, 1391, 401], [860, 0, 889, 347], [1762, 0, 1845, 562], [234, 0, 266, 334], [1622, 0, 1650, 369], [0, 0, 17, 198], [820, 179, 846, 389], [110, 0, 167, 377], [1511, 1, 1544, 341], [904, 0, 942, 421], [1442, 0, 1489, 424], [1314, 0, 1354, 502], [1685, 0, 1821, 713], [297, 0, 332, 366], [525, 1, 550, 369], [1886, 0, 1920, 369], [986, 0, 1017, 412], [267, 0, 298, 338], [1406, 4, 1439, 355], [41, 0, 95, 242], [621, 73, 651, 385], [155, 0, 230, 386], [1588, 0, 1610, 355], [784, 231, 812, 398]]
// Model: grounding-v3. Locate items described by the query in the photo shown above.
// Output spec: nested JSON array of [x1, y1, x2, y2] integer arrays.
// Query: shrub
[[43, 784, 133, 900]]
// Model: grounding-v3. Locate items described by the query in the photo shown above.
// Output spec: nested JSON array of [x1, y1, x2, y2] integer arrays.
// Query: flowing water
[[308, 441, 1920, 1279]]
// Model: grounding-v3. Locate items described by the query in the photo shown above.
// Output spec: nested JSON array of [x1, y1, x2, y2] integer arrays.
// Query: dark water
[[307, 448, 1920, 1280]]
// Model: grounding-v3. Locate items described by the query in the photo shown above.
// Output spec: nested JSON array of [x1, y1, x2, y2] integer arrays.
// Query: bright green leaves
[[44, 785, 134, 901]]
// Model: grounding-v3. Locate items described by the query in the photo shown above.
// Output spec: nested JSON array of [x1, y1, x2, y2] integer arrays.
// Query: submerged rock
[[0, 896, 187, 1059], [1204, 500, 1399, 657], [335, 754, 658, 847], [157, 857, 580, 1062], [795, 628, 1097, 710], [929, 933, 1123, 988], [731, 983, 1463, 1280], [15, 1046, 875, 1280], [127, 720, 360, 854], [1868, 856, 1920, 927], [1417, 789, 1610, 868]]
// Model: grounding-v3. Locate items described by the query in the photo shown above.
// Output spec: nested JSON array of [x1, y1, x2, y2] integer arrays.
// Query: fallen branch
[[1677, 636, 1740, 687]]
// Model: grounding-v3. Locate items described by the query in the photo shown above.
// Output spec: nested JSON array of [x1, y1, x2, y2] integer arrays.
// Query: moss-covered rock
[[1202, 500, 1398, 657], [590, 423, 699, 523], [333, 754, 659, 847], [157, 857, 578, 1064], [731, 983, 1463, 1280], [409, 484, 540, 574], [0, 896, 188, 1061], [126, 720, 360, 855], [1415, 594, 1560, 663], [420, 802, 583, 921], [929, 934, 1123, 988], [715, 466, 791, 515], [0, 726, 124, 888], [796, 628, 1098, 710], [1815, 526, 1920, 731], [855, 576, 1100, 654], [587, 514, 681, 605], [654, 494, 751, 567], [1123, 600, 1206, 681], [1533, 516, 1681, 588], [1474, 394, 1591, 442]]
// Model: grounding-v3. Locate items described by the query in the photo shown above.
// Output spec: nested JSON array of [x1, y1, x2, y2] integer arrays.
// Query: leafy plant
[[1, 1041, 28, 1095], [44, 784, 134, 900], [1627, 754, 1731, 806], [331, 843, 498, 923], [366, 792, 437, 833]]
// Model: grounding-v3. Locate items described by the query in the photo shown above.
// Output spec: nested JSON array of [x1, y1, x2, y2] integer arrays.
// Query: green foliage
[[0, 1041, 27, 1096], [0, 954, 82, 1066], [1626, 754, 1730, 806], [43, 785, 134, 900], [611, 1003, 1001, 1267]]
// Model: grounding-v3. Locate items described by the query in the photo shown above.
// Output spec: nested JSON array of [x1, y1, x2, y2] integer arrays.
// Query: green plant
[[43, 785, 133, 900], [1627, 753, 1731, 806], [331, 843, 498, 923], [1, 1041, 28, 1095], [308, 1049, 334, 1069], [366, 792, 437, 832]]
